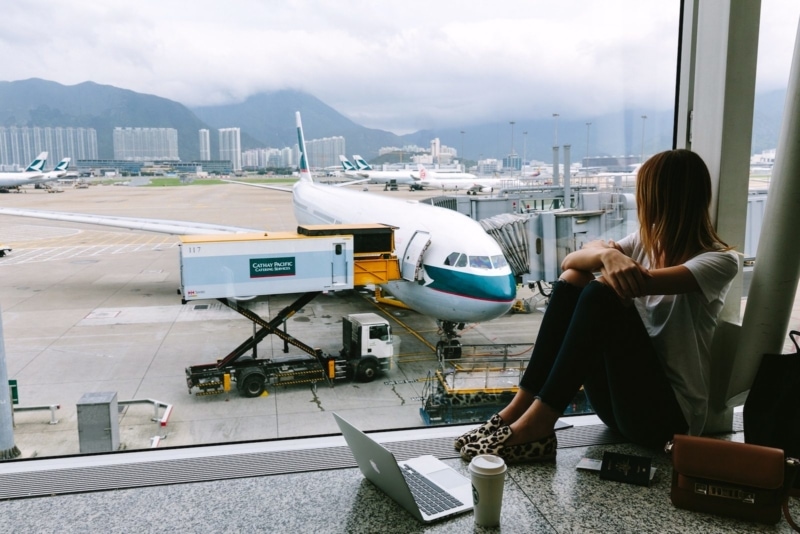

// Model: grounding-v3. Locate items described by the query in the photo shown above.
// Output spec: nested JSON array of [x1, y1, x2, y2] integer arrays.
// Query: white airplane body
[[37, 158, 72, 183], [0, 152, 48, 189], [411, 174, 510, 194], [410, 164, 477, 181], [0, 114, 517, 326], [349, 155, 414, 185]]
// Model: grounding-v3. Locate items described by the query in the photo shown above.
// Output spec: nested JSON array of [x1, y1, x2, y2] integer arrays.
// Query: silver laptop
[[333, 412, 473, 523]]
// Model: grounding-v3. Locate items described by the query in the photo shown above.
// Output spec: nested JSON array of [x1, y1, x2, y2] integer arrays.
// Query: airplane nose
[[456, 271, 516, 303], [481, 273, 517, 302]]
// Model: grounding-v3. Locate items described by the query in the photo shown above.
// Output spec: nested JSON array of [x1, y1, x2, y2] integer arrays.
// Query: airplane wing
[[0, 207, 258, 235], [222, 178, 294, 193], [224, 178, 368, 190]]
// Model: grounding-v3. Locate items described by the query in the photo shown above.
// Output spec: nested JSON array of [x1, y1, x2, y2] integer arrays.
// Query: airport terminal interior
[[2, 3, 800, 533]]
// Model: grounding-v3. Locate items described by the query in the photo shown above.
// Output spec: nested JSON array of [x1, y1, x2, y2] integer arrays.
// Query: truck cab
[[341, 313, 393, 381]]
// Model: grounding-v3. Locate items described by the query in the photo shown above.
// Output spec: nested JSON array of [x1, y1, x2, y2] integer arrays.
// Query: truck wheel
[[238, 368, 266, 397], [356, 360, 379, 382]]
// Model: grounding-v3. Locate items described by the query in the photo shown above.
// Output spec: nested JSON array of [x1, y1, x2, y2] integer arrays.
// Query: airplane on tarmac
[[408, 164, 504, 193], [410, 171, 515, 195], [35, 158, 72, 185], [339, 155, 359, 175], [0, 112, 517, 344], [348, 154, 415, 185], [0, 152, 48, 190], [410, 163, 476, 181]]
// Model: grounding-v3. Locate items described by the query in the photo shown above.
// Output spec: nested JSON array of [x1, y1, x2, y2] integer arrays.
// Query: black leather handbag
[[744, 330, 800, 494]]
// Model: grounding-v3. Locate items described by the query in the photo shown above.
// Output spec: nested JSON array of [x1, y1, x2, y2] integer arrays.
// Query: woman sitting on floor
[[456, 149, 739, 463]]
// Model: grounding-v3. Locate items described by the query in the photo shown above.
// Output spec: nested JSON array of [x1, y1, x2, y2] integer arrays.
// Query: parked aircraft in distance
[[38, 158, 71, 183], [0, 113, 517, 342], [339, 155, 359, 175], [410, 163, 477, 181], [0, 152, 48, 190], [410, 172, 518, 195], [348, 154, 415, 185]]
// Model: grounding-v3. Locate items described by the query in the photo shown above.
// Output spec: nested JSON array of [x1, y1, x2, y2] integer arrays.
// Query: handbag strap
[[791, 330, 800, 353], [784, 457, 800, 532]]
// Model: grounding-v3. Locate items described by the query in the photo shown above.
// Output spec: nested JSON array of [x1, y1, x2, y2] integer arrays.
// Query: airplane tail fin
[[296, 112, 313, 182], [339, 155, 357, 172], [417, 164, 427, 180], [54, 158, 71, 172], [353, 155, 372, 171], [26, 152, 48, 172]]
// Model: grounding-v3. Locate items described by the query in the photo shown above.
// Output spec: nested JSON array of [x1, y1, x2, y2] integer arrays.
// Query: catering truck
[[180, 224, 400, 397], [184, 304, 394, 397]]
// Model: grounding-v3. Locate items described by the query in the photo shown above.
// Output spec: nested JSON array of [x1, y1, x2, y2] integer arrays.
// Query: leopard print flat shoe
[[453, 413, 505, 451], [460, 425, 557, 464]]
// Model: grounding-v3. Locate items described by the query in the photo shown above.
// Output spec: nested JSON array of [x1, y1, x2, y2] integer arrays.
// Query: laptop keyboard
[[401, 465, 465, 516]]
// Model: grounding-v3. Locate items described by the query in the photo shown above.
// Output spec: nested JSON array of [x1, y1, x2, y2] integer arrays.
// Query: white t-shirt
[[617, 232, 739, 435]]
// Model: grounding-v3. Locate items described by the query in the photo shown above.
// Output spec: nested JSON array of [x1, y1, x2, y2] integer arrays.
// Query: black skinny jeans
[[520, 279, 688, 449]]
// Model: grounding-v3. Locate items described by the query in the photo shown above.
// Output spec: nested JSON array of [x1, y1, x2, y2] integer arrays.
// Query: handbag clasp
[[695, 483, 755, 504]]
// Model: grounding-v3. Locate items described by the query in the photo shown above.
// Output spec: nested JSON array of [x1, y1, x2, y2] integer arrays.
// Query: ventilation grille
[[0, 424, 624, 500]]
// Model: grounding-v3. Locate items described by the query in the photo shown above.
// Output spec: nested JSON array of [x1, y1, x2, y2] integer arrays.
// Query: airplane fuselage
[[292, 180, 517, 323], [356, 170, 415, 184], [0, 172, 45, 188]]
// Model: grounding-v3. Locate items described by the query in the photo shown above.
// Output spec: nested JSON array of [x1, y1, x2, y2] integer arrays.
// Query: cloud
[[2, 0, 797, 134]]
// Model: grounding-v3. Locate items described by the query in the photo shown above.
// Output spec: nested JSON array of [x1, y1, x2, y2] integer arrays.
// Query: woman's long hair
[[636, 149, 731, 268]]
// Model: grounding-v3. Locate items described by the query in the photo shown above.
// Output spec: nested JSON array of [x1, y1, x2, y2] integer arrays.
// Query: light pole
[[552, 113, 560, 147], [584, 122, 592, 185], [523, 131, 528, 171], [585, 122, 592, 161], [460, 130, 465, 171], [509, 121, 516, 175], [640, 115, 647, 164]]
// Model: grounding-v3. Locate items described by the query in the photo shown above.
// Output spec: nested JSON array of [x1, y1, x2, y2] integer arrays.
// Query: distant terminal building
[[199, 129, 211, 160], [174, 160, 232, 175], [113, 127, 179, 161], [77, 159, 145, 175], [305, 136, 345, 169], [77, 159, 233, 177], [218, 128, 242, 172], [582, 155, 640, 172], [0, 126, 98, 170]]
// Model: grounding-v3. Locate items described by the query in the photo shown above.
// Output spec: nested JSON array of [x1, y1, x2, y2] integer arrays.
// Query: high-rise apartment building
[[0, 126, 98, 169], [198, 129, 211, 160], [305, 136, 345, 169], [218, 128, 242, 172], [113, 127, 179, 161]]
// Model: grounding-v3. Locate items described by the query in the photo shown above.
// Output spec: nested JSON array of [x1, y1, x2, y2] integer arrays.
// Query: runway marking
[[0, 224, 179, 265]]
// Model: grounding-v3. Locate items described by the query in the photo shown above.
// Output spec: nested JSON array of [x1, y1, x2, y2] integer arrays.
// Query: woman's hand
[[596, 249, 651, 302]]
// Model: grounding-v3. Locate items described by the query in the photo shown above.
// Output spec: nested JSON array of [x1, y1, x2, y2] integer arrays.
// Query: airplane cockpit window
[[469, 256, 492, 269], [444, 252, 462, 266], [491, 255, 509, 269]]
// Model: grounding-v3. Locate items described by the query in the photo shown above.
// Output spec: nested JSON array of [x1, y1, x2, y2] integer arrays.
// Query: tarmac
[[0, 181, 545, 458]]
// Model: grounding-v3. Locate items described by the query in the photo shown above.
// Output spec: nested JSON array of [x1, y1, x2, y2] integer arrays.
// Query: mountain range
[[0, 78, 785, 164]]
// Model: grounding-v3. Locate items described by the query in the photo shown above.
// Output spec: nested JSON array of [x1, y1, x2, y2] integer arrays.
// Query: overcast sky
[[3, 0, 798, 134]]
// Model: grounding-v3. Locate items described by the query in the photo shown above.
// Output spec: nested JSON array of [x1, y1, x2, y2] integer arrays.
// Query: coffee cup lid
[[469, 454, 507, 475]]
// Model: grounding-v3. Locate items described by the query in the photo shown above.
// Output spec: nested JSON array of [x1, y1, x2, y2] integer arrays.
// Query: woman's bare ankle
[[505, 399, 560, 445]]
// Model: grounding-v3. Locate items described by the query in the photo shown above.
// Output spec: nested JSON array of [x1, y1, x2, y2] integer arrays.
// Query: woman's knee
[[559, 269, 595, 287]]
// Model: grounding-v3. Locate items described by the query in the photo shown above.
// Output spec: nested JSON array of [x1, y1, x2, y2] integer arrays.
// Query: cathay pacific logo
[[250, 257, 296, 278]]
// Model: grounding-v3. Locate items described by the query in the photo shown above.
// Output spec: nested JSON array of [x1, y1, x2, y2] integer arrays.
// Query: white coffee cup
[[469, 454, 507, 526]]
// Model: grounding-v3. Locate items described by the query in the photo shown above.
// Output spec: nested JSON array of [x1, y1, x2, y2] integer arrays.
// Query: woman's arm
[[561, 240, 700, 300]]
